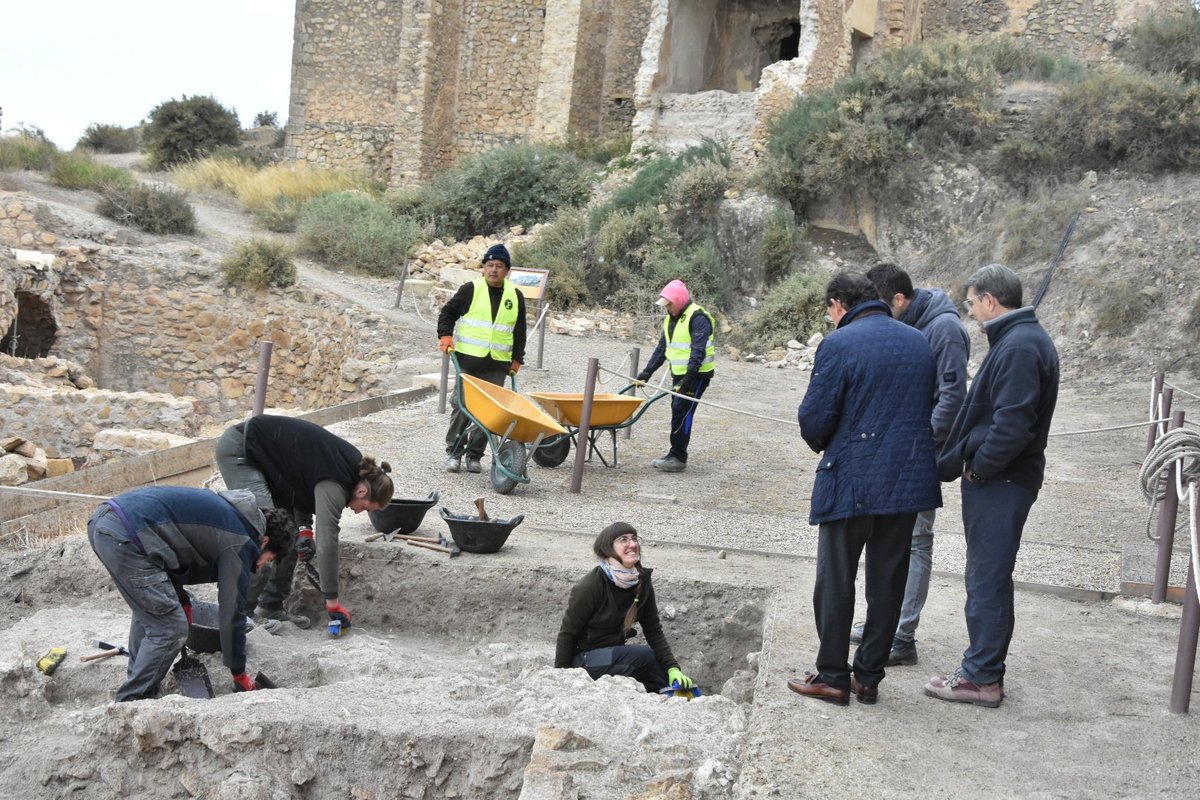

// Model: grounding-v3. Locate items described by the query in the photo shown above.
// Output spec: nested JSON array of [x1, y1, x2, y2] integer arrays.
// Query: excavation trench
[[1, 536, 767, 798]]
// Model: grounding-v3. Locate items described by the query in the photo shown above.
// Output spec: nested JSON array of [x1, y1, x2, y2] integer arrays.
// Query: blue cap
[[482, 243, 511, 268]]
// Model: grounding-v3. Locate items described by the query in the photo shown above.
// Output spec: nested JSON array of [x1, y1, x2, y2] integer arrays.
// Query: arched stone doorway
[[1, 292, 57, 358]]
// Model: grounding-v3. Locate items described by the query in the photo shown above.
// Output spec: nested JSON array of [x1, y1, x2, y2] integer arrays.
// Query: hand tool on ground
[[367, 529, 441, 544], [253, 671, 278, 689], [81, 640, 131, 662], [173, 646, 215, 699], [405, 539, 458, 557], [436, 530, 462, 558], [474, 496, 489, 522], [37, 647, 68, 675]]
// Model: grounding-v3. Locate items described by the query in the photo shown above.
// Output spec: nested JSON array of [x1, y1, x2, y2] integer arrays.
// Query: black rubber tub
[[186, 600, 222, 654], [439, 507, 525, 554], [368, 490, 440, 535]]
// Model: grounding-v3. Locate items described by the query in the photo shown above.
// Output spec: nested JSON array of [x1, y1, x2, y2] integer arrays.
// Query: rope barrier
[[0, 486, 110, 501], [1165, 381, 1200, 402], [597, 364, 798, 425], [1139, 427, 1200, 541]]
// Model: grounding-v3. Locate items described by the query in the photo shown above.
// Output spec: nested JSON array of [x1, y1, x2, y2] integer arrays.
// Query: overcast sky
[[1, 1, 295, 149]]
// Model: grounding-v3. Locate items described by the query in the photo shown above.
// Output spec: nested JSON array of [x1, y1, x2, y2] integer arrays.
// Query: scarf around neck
[[600, 558, 639, 589]]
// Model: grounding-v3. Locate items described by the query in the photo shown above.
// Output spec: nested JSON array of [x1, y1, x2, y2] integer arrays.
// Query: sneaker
[[255, 606, 312, 630], [923, 669, 1003, 708], [651, 455, 687, 472], [445, 455, 462, 473], [465, 456, 483, 473], [850, 621, 865, 644], [888, 639, 918, 666]]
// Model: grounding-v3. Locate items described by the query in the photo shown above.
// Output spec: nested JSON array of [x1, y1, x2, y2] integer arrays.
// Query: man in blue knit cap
[[437, 243, 527, 473]]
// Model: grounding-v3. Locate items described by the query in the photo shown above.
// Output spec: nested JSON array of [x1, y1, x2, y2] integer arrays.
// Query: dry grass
[[171, 158, 367, 217]]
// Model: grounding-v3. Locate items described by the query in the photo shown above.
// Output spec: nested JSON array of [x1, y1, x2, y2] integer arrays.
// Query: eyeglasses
[[961, 292, 988, 313], [614, 534, 639, 545]]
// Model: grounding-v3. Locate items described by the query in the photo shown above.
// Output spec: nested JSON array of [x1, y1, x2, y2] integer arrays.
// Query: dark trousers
[[813, 512, 916, 690], [446, 362, 510, 458], [668, 374, 711, 462], [572, 645, 669, 693], [960, 479, 1036, 685]]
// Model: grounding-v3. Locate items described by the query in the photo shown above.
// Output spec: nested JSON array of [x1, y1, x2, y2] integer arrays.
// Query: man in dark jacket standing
[[788, 272, 941, 706], [438, 243, 527, 474], [87, 486, 292, 701], [850, 263, 970, 666], [925, 264, 1059, 708]]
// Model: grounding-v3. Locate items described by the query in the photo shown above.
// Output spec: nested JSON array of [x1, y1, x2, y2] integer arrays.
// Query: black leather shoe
[[787, 672, 850, 706], [851, 676, 878, 705]]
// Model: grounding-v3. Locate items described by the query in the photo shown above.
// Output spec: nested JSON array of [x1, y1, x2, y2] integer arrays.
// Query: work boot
[[465, 456, 483, 474], [651, 455, 686, 472], [445, 455, 462, 473], [888, 639, 918, 666], [246, 615, 283, 635], [255, 605, 312, 630]]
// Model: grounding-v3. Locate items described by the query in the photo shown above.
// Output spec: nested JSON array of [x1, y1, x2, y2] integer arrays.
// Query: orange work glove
[[508, 361, 521, 376], [438, 336, 454, 353]]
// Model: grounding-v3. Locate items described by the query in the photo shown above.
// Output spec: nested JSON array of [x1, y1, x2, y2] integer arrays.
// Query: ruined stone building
[[285, 0, 1186, 187]]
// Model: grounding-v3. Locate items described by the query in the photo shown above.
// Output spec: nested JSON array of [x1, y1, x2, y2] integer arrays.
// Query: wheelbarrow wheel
[[532, 434, 571, 469], [491, 440, 527, 494]]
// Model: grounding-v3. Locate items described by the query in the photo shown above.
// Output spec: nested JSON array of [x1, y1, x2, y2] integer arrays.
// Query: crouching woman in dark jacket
[[555, 522, 693, 693]]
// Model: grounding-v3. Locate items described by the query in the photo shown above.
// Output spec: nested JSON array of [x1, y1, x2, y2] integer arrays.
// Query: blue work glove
[[636, 370, 652, 384], [295, 527, 315, 561], [667, 666, 693, 690], [674, 376, 695, 396]]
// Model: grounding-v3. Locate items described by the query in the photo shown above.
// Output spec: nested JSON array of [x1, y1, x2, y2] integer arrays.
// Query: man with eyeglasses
[[788, 271, 940, 706], [844, 264, 970, 667], [924, 263, 1059, 708]]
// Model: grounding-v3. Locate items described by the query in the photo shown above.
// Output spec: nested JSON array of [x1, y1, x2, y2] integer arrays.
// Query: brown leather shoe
[[851, 676, 878, 705], [787, 672, 849, 706]]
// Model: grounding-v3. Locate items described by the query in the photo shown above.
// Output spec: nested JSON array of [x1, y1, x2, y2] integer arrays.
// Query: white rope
[[1049, 418, 1170, 437], [1139, 427, 1200, 541], [1190, 482, 1200, 601], [596, 365, 798, 426], [0, 486, 110, 501], [1165, 381, 1200, 402], [596, 351, 631, 385]]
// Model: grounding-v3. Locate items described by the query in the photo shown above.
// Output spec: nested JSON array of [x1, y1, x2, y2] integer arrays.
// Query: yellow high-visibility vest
[[664, 303, 715, 376], [455, 277, 519, 361]]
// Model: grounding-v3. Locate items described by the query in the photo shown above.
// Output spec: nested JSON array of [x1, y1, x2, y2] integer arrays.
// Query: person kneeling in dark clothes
[[555, 522, 693, 693]]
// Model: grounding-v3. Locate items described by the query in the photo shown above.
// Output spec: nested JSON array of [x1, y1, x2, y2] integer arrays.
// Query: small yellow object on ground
[[37, 647, 68, 676]]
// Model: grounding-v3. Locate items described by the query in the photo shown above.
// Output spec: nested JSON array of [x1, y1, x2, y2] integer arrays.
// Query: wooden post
[[1153, 409, 1185, 604], [570, 358, 599, 494], [251, 342, 273, 417], [1146, 372, 1165, 455]]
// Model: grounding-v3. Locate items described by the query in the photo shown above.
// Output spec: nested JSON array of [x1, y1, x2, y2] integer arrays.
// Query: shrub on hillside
[[760, 207, 808, 287], [664, 160, 731, 238], [591, 205, 667, 304], [510, 209, 591, 310], [419, 144, 592, 239], [1121, 8, 1200, 83], [298, 191, 422, 276], [96, 185, 197, 234], [253, 111, 279, 128], [76, 123, 139, 153], [142, 95, 242, 169], [601, 140, 730, 223], [1094, 279, 1156, 335], [222, 239, 296, 289], [730, 269, 828, 354], [555, 134, 633, 165], [1018, 72, 1200, 174], [49, 153, 135, 191], [0, 133, 58, 172], [642, 237, 731, 311]]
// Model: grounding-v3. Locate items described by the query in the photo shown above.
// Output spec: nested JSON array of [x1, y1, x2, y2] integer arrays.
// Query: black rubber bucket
[[439, 507, 525, 554], [186, 600, 222, 654], [368, 490, 440, 535]]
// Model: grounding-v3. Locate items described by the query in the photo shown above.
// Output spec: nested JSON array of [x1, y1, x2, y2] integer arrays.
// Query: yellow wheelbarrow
[[527, 385, 669, 469], [450, 354, 568, 494]]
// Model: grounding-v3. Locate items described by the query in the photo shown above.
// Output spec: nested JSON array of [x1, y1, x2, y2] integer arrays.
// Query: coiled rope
[[1138, 427, 1200, 546]]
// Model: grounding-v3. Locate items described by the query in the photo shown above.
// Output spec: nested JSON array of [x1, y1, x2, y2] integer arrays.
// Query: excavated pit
[[0, 535, 767, 799]]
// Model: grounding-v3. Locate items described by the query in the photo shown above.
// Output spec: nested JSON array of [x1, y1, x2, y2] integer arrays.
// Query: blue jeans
[[572, 645, 669, 693], [87, 506, 188, 702], [894, 508, 936, 644], [960, 479, 1036, 685]]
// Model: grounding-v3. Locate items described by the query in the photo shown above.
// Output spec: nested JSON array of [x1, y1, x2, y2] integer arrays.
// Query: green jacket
[[555, 565, 678, 670]]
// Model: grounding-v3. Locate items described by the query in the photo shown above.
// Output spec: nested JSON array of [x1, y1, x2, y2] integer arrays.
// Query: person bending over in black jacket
[[555, 522, 693, 693]]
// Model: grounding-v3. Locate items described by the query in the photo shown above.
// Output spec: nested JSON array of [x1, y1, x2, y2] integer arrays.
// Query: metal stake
[[570, 358, 599, 494], [251, 341, 273, 417], [1153, 409, 1185, 604]]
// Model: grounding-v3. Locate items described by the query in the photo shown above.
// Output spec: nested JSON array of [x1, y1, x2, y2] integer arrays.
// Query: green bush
[[555, 134, 632, 165], [1018, 72, 1200, 174], [601, 140, 730, 223], [510, 209, 591, 310], [298, 191, 422, 276], [253, 111, 279, 128], [222, 239, 297, 288], [731, 269, 828, 353], [1000, 185, 1087, 264], [252, 195, 303, 232], [1121, 8, 1200, 83], [1094, 279, 1156, 334], [664, 160, 730, 238], [142, 95, 242, 169], [76, 123, 139, 153], [973, 34, 1087, 83], [592, 205, 669, 303], [419, 144, 592, 239], [760, 207, 807, 286], [0, 133, 59, 172], [96, 185, 197, 234], [49, 153, 135, 191], [643, 237, 731, 310]]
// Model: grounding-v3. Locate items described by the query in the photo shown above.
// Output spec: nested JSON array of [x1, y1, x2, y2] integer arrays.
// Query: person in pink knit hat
[[635, 279, 716, 472]]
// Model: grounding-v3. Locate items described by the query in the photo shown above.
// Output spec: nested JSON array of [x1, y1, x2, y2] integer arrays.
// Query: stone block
[[93, 428, 194, 457]]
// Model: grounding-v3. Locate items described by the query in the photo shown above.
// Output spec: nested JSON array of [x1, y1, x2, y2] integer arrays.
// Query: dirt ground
[[2, 163, 1200, 798]]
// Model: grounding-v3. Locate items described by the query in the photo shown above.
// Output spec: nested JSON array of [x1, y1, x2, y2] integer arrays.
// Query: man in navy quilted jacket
[[787, 271, 941, 706]]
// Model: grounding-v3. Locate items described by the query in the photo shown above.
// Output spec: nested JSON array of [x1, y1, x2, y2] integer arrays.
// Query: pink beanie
[[656, 279, 690, 309]]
